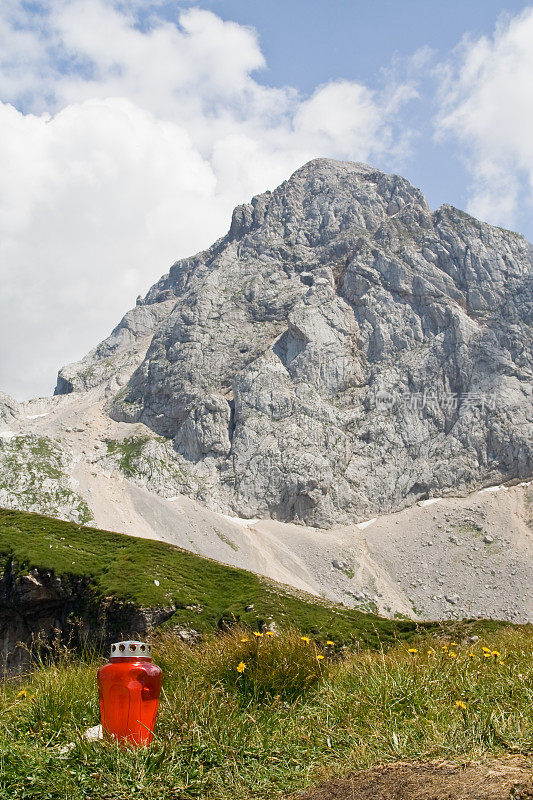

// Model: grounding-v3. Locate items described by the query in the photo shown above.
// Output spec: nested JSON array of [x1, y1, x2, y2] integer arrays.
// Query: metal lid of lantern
[[110, 641, 152, 658]]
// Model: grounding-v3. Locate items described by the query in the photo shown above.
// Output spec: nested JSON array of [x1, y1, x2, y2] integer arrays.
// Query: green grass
[[0, 508, 429, 645], [0, 626, 531, 799], [1, 508, 531, 798]]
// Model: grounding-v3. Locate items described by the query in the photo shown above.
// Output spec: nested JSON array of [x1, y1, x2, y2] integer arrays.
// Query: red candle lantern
[[97, 640, 163, 746]]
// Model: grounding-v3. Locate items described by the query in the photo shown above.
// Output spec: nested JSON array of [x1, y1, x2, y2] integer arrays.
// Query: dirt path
[[292, 757, 533, 800]]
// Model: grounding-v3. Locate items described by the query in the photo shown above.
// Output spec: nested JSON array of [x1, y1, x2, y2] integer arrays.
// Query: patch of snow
[[26, 412, 49, 419], [356, 517, 377, 530], [418, 498, 440, 507], [220, 513, 260, 527], [478, 485, 506, 494]]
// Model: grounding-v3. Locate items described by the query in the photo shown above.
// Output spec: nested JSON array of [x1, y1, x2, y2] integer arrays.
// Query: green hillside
[[0, 507, 428, 646], [0, 508, 510, 647]]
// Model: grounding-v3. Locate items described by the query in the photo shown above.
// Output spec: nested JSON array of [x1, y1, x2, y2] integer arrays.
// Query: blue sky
[[164, 0, 532, 215], [172, 0, 523, 89], [1, 0, 533, 398]]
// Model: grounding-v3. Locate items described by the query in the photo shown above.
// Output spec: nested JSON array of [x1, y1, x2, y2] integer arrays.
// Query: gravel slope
[[1, 388, 531, 622]]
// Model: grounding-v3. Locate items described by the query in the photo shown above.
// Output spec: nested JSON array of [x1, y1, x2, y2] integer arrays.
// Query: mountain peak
[[55, 160, 532, 527], [228, 158, 429, 245]]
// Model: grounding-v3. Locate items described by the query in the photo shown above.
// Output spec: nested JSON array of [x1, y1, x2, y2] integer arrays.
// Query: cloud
[[0, 1, 416, 398], [0, 98, 221, 399], [294, 79, 417, 162], [436, 7, 533, 227]]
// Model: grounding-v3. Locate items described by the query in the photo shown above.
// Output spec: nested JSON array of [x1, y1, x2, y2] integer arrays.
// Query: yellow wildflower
[[441, 644, 448, 650], [483, 652, 491, 658], [455, 700, 467, 710], [265, 631, 275, 637], [428, 648, 435, 654], [316, 654, 325, 660], [326, 641, 335, 646], [482, 646, 491, 653], [492, 651, 500, 657], [253, 631, 263, 638], [468, 652, 475, 658], [408, 648, 418, 654], [236, 661, 246, 673], [300, 636, 310, 644], [16, 690, 27, 700], [449, 652, 457, 658], [450, 642, 458, 647]]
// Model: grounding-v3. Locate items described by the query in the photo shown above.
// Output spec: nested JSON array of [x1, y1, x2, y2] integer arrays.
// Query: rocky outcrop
[[56, 159, 533, 527], [0, 434, 93, 523], [0, 561, 176, 674], [55, 298, 177, 396], [0, 392, 20, 427]]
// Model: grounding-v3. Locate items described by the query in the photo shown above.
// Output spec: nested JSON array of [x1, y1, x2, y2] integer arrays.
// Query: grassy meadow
[[1, 624, 532, 800]]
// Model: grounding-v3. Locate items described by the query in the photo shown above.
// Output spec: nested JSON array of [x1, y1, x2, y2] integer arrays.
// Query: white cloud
[[294, 79, 417, 162], [0, 98, 220, 398], [0, 1, 416, 398], [436, 7, 533, 227]]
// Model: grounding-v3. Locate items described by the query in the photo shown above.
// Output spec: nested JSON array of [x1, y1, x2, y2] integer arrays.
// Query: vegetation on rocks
[[105, 435, 153, 478], [0, 436, 92, 524]]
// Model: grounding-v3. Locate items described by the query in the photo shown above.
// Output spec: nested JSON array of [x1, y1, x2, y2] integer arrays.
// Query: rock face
[[0, 392, 20, 427], [55, 298, 177, 396], [0, 562, 175, 674], [56, 159, 533, 527]]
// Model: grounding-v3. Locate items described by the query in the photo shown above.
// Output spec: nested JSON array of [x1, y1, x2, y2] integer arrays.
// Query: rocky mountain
[[55, 159, 532, 528], [1, 158, 532, 624]]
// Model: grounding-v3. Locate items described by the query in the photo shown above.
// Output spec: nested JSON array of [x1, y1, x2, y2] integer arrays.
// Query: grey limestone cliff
[[0, 393, 20, 427], [56, 159, 533, 526]]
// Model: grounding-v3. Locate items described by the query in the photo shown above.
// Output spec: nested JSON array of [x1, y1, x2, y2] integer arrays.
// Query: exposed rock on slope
[[0, 392, 20, 427], [55, 298, 177, 396], [56, 159, 533, 527], [0, 390, 92, 522], [0, 562, 174, 674]]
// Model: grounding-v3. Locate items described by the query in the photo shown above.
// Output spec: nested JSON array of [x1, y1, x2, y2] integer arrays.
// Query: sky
[[1, 0, 533, 399]]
